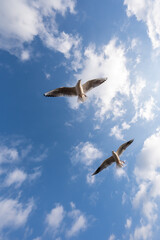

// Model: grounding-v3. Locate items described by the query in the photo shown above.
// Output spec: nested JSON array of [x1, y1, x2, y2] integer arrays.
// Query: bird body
[[43, 77, 107, 102], [112, 151, 122, 167], [76, 80, 87, 102], [92, 139, 134, 175]]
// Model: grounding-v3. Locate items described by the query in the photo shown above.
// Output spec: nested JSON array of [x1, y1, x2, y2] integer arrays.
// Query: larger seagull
[[43, 77, 107, 102], [92, 139, 134, 175]]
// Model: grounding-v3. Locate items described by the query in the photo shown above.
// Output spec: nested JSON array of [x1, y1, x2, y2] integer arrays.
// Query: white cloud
[[4, 169, 27, 188], [122, 192, 127, 205], [138, 97, 156, 121], [110, 125, 124, 140], [29, 167, 42, 181], [0, 145, 19, 164], [108, 234, 116, 240], [114, 167, 127, 178], [32, 150, 48, 162], [66, 203, 87, 238], [130, 38, 138, 50], [36, 0, 76, 16], [0, 198, 34, 230], [109, 122, 130, 140], [131, 128, 160, 239], [131, 95, 157, 123], [21, 50, 30, 61], [46, 202, 89, 239], [45, 73, 51, 79], [132, 183, 147, 208], [0, 0, 80, 60], [86, 173, 95, 185], [130, 224, 152, 240], [130, 77, 146, 109], [69, 39, 130, 119], [122, 121, 131, 130], [142, 201, 157, 222], [124, 0, 160, 49], [125, 217, 132, 229], [71, 141, 103, 167], [67, 215, 86, 238], [134, 128, 160, 181], [46, 204, 65, 231]]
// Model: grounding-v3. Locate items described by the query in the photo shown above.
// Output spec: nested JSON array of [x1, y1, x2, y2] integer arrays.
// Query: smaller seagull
[[92, 139, 134, 176], [43, 77, 107, 102]]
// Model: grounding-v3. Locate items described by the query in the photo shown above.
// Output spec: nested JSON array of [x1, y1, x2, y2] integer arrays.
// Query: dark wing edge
[[43, 87, 77, 97], [116, 139, 134, 156], [92, 156, 114, 176], [83, 77, 107, 93]]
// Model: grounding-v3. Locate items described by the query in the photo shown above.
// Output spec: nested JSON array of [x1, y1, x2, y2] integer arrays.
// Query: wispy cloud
[[4, 169, 27, 188], [86, 173, 95, 185], [66, 203, 87, 238], [130, 224, 152, 240], [45, 204, 65, 233], [108, 234, 116, 240], [110, 122, 131, 140], [68, 38, 130, 120], [0, 198, 34, 230], [131, 128, 160, 239], [45, 202, 89, 239], [0, 145, 19, 164], [125, 217, 132, 229], [70, 141, 102, 184], [130, 76, 146, 109], [0, 0, 81, 61], [132, 96, 157, 123], [124, 0, 160, 49], [0, 136, 45, 191], [71, 141, 103, 167], [110, 125, 124, 140]]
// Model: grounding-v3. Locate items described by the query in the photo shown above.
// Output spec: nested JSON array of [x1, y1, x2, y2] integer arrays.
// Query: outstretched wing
[[116, 139, 134, 156], [83, 77, 107, 93], [44, 87, 77, 97], [92, 156, 114, 175]]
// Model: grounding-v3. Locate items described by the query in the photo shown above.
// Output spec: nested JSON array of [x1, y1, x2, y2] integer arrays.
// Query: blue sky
[[0, 0, 160, 239]]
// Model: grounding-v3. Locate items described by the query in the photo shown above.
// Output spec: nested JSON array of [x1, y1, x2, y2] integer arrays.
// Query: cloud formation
[[131, 128, 160, 239], [4, 169, 27, 188], [0, 0, 80, 60], [66, 202, 87, 237], [0, 198, 34, 230], [125, 217, 132, 229], [110, 121, 131, 140], [46, 204, 65, 232], [124, 0, 160, 49], [69, 38, 130, 120], [71, 141, 103, 167], [0, 145, 19, 164], [45, 202, 88, 238]]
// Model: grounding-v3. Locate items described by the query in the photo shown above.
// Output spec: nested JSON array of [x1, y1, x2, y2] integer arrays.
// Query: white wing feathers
[[116, 139, 134, 156], [82, 77, 107, 93]]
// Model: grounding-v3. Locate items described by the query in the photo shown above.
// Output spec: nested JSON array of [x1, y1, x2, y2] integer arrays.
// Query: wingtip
[[129, 139, 134, 144]]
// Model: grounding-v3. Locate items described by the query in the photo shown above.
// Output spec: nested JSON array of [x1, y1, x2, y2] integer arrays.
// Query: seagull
[[43, 77, 107, 102], [92, 139, 134, 175]]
